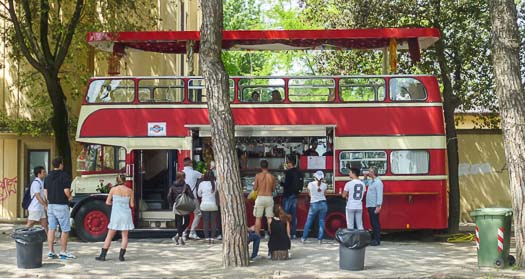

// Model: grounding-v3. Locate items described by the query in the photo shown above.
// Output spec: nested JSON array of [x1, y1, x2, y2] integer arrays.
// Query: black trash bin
[[335, 228, 371, 271], [11, 228, 47, 269]]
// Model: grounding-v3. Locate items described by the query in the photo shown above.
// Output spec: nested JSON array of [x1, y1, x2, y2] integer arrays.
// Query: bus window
[[289, 78, 335, 102], [389, 78, 427, 101], [189, 79, 235, 102], [340, 78, 386, 102], [339, 151, 387, 175], [86, 79, 135, 103], [138, 79, 184, 103], [238, 78, 285, 102], [390, 150, 429, 174], [77, 144, 126, 172]]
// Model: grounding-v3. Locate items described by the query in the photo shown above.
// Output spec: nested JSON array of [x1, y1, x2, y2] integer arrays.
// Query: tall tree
[[1, 0, 85, 175], [490, 0, 525, 267], [201, 0, 249, 267]]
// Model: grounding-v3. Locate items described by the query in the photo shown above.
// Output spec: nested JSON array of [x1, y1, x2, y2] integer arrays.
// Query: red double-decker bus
[[71, 29, 447, 242]]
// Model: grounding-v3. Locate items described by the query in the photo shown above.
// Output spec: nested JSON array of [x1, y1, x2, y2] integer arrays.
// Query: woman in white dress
[[96, 174, 134, 261]]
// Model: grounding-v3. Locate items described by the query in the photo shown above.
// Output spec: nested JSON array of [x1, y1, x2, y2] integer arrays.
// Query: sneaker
[[59, 251, 76, 259], [189, 232, 201, 240], [47, 252, 58, 259], [182, 234, 187, 242], [300, 238, 306, 244], [318, 240, 323, 245], [250, 256, 259, 261]]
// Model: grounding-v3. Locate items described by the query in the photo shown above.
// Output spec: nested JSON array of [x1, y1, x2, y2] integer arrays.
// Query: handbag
[[174, 186, 196, 215]]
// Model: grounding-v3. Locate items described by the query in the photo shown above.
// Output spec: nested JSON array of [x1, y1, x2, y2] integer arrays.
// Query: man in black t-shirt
[[281, 157, 303, 239], [44, 157, 75, 259]]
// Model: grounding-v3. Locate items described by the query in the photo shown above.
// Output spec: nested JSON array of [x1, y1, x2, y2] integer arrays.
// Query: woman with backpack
[[95, 174, 134, 261], [168, 172, 194, 245], [197, 170, 219, 244], [300, 170, 328, 244]]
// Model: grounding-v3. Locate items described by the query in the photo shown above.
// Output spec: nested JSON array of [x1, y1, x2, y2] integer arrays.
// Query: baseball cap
[[313, 170, 324, 180]]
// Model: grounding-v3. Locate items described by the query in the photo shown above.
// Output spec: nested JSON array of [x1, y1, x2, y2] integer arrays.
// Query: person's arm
[[64, 188, 73, 202], [375, 180, 384, 214], [198, 183, 204, 197], [35, 192, 47, 208], [63, 174, 73, 202], [129, 188, 135, 208], [286, 222, 291, 238], [253, 174, 259, 191], [106, 188, 113, 205]]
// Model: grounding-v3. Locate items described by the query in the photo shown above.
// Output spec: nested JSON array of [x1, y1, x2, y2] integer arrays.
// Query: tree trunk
[[434, 38, 461, 233], [200, 0, 249, 267], [44, 73, 72, 175], [490, 0, 525, 267]]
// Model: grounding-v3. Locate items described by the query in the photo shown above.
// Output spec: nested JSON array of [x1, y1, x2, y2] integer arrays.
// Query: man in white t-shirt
[[342, 168, 365, 230], [26, 166, 48, 233], [182, 157, 203, 240]]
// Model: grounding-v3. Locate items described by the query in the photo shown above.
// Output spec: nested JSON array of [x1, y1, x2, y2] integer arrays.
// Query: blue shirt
[[364, 177, 383, 208]]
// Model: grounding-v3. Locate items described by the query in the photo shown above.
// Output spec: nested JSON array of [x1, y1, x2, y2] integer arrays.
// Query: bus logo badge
[[148, 122, 166, 136]]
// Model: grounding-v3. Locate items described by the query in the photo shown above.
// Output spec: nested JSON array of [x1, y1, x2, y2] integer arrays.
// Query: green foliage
[[0, 111, 52, 136], [299, 0, 499, 128], [96, 180, 112, 194]]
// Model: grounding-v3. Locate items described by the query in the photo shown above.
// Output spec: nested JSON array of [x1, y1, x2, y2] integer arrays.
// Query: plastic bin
[[470, 208, 513, 268], [11, 228, 47, 269], [335, 229, 371, 270]]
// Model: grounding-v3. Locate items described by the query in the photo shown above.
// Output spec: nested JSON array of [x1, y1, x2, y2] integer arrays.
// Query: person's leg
[[39, 217, 49, 234], [189, 199, 201, 238], [103, 229, 117, 249], [301, 203, 318, 241], [26, 218, 36, 228], [255, 217, 262, 235], [285, 195, 298, 238], [248, 232, 260, 259], [318, 201, 328, 241], [367, 207, 380, 244], [216, 208, 222, 239], [121, 230, 129, 249], [57, 205, 72, 254], [210, 211, 217, 239], [356, 209, 364, 230], [345, 208, 352, 229], [46, 205, 57, 255], [202, 211, 210, 239]]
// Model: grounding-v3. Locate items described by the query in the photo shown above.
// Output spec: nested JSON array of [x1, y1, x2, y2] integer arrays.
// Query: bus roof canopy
[[87, 28, 440, 60]]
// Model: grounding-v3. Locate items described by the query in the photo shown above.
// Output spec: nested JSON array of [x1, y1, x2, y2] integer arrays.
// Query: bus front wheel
[[74, 200, 110, 242]]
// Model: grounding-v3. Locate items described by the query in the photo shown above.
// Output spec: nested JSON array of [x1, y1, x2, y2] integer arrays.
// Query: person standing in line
[[253, 160, 276, 235], [281, 157, 302, 239], [44, 156, 75, 259], [198, 170, 219, 244], [26, 166, 48, 233], [95, 174, 134, 261], [168, 172, 194, 245], [300, 171, 327, 244], [363, 167, 383, 246], [247, 224, 261, 261], [182, 157, 203, 240], [303, 139, 319, 156], [342, 168, 365, 230]]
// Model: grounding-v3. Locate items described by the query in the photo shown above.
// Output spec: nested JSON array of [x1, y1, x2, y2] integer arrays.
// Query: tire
[[74, 200, 111, 242], [324, 198, 347, 238]]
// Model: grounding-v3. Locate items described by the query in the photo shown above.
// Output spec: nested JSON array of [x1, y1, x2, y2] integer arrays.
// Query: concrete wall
[[457, 130, 510, 222]]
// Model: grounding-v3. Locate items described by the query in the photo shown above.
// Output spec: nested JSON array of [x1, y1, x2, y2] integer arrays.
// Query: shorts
[[47, 204, 71, 232], [28, 210, 46, 221], [253, 196, 274, 218]]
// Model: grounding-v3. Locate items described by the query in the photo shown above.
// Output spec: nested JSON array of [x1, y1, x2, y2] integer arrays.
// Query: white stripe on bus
[[335, 135, 446, 149], [334, 175, 447, 181]]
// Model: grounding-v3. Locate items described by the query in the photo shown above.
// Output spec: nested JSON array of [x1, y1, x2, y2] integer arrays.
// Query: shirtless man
[[253, 160, 276, 235]]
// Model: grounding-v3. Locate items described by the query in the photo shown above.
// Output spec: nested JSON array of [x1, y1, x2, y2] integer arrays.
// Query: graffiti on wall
[[0, 176, 17, 201]]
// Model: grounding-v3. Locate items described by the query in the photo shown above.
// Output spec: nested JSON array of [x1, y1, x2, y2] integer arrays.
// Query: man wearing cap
[[363, 167, 383, 246]]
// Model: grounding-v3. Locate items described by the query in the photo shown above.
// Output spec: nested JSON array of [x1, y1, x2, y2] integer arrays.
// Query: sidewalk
[[0, 223, 523, 278]]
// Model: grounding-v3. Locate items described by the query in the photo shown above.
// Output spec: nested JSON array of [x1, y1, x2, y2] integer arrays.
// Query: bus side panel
[[361, 180, 448, 230]]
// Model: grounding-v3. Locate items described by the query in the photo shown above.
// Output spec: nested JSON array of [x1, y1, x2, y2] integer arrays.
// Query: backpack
[[21, 179, 41, 210], [21, 184, 34, 210]]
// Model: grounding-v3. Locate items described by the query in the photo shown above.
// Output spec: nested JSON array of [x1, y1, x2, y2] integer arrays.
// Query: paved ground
[[0, 223, 524, 278]]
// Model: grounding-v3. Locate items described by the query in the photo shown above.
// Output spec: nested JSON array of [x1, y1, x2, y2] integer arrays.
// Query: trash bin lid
[[470, 208, 513, 217]]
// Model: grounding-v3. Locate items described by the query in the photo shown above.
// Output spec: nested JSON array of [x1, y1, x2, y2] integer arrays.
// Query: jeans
[[248, 231, 260, 259], [282, 194, 298, 237], [346, 208, 363, 230], [301, 201, 327, 241], [367, 207, 381, 243], [202, 210, 218, 239]]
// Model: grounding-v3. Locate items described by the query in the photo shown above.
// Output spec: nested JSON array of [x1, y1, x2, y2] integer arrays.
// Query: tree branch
[[39, 0, 54, 64], [55, 0, 84, 67], [6, 0, 44, 71]]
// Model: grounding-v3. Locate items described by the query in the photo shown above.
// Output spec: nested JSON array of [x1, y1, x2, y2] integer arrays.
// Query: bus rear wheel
[[324, 198, 346, 238], [74, 200, 110, 242]]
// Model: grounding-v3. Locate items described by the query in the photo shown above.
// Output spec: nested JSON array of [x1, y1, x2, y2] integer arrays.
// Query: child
[[268, 204, 291, 260]]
